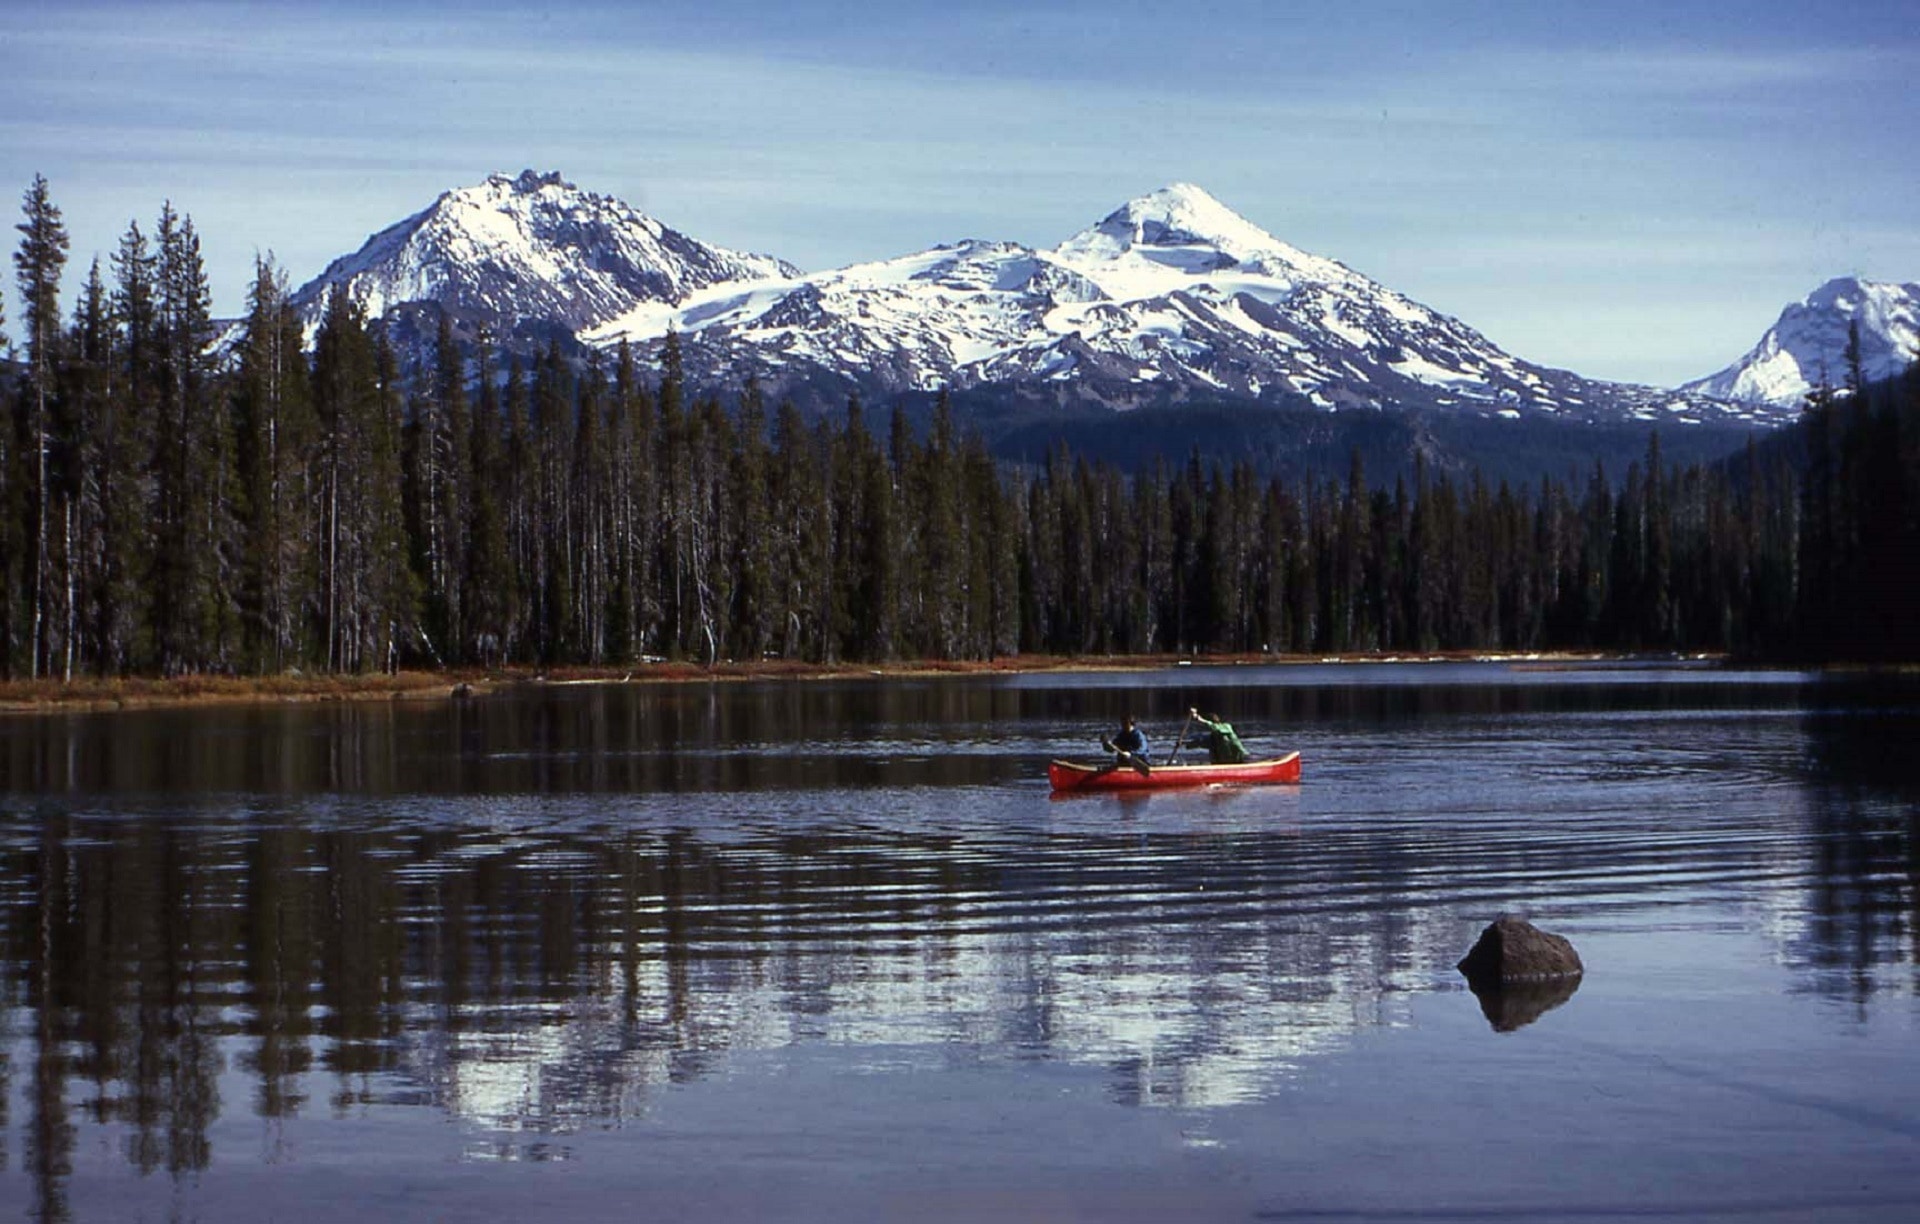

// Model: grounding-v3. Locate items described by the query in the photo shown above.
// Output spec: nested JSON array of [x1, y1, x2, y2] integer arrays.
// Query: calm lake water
[[1, 662, 1916, 1223]]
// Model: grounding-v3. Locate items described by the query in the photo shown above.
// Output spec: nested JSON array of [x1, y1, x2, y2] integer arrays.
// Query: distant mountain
[[284, 172, 1788, 428], [1683, 276, 1920, 407], [586, 182, 1779, 426], [286, 170, 797, 347]]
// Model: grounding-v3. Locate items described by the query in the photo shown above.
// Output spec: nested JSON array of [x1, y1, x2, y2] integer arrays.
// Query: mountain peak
[[1051, 182, 1365, 295], [1126, 181, 1246, 225], [1802, 275, 1880, 317], [1080, 182, 1279, 256], [288, 173, 797, 341], [1129, 181, 1237, 220], [482, 169, 574, 195], [1682, 275, 1920, 405]]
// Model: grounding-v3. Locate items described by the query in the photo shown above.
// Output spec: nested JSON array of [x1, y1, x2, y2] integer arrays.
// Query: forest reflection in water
[[0, 665, 1915, 1221]]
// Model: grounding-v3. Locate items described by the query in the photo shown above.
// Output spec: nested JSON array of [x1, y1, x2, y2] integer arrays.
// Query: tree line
[[4, 176, 1916, 677]]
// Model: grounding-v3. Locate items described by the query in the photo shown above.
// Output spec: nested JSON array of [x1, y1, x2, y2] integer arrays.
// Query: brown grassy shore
[[0, 650, 1639, 715]]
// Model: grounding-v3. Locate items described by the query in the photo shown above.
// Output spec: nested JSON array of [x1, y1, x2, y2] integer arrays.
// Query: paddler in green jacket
[[1187, 708, 1250, 764]]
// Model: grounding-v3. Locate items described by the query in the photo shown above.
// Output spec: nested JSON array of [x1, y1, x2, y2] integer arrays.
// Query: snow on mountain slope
[[288, 170, 798, 340], [588, 183, 1781, 425], [1682, 277, 1920, 407]]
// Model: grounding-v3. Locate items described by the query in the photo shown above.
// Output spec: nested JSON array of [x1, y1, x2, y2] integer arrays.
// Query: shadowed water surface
[[1, 663, 1916, 1222]]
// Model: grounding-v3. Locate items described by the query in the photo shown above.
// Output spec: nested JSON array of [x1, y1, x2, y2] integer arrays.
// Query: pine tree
[[603, 340, 650, 661], [919, 392, 964, 657], [1087, 461, 1130, 653], [12, 173, 70, 677], [771, 399, 828, 660], [1331, 449, 1368, 652], [1166, 453, 1201, 651], [854, 403, 897, 659], [1134, 459, 1174, 652], [1797, 377, 1842, 659], [370, 334, 418, 669], [823, 398, 863, 658], [103, 220, 160, 672], [1576, 461, 1611, 645], [232, 256, 316, 672], [1643, 432, 1673, 648], [693, 393, 738, 662], [727, 379, 774, 660], [1202, 465, 1236, 650], [531, 340, 575, 662], [655, 335, 692, 657], [463, 331, 510, 665], [312, 286, 389, 671], [969, 435, 1020, 656], [148, 204, 234, 673], [501, 355, 535, 660], [1376, 477, 1410, 650], [573, 349, 610, 662], [1255, 479, 1295, 653], [425, 313, 471, 661], [60, 260, 113, 677]]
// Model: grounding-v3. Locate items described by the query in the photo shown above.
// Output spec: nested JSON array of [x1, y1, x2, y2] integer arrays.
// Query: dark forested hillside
[[979, 395, 1767, 490], [1793, 360, 1920, 662], [5, 178, 1916, 677]]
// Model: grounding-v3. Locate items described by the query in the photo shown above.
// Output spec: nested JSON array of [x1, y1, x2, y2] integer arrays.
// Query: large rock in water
[[1457, 915, 1583, 985]]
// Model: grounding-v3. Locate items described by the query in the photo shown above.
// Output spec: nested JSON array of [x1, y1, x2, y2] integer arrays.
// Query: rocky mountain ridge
[[287, 170, 797, 346], [288, 172, 1808, 427], [587, 182, 1787, 425], [1682, 276, 1920, 407]]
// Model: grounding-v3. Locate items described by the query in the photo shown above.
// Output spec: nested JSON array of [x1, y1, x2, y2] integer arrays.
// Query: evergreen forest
[[5, 177, 1918, 680]]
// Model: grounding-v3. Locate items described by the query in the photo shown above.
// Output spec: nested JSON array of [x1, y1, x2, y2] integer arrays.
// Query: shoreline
[[0, 650, 1753, 714]]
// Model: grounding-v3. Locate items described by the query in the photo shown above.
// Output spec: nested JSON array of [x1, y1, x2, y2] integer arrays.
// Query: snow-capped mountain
[[283, 173, 1787, 427], [585, 183, 1782, 425], [288, 170, 798, 342], [1682, 277, 1920, 407]]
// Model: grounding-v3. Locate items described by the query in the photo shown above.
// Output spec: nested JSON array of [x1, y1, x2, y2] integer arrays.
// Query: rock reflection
[[1469, 976, 1583, 1032]]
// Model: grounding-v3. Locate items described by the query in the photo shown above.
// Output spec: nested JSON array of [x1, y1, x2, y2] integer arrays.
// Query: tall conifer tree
[[463, 331, 510, 664], [13, 173, 70, 677], [149, 205, 235, 672], [101, 220, 161, 672], [233, 256, 316, 671], [60, 260, 113, 677]]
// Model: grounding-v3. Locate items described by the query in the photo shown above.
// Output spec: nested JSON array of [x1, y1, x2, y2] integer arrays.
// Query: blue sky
[[5, 0, 1917, 385]]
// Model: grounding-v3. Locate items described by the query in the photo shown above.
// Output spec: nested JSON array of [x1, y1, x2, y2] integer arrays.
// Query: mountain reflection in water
[[0, 665, 1915, 1221]]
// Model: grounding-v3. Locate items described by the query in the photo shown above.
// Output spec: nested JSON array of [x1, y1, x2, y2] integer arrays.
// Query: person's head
[[1121, 715, 1135, 730], [1209, 713, 1224, 723]]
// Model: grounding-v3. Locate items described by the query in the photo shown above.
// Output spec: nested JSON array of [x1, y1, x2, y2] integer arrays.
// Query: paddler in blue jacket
[[1102, 715, 1152, 775]]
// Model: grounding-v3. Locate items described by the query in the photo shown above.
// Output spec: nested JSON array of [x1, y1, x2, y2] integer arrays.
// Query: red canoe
[[1047, 752, 1302, 793]]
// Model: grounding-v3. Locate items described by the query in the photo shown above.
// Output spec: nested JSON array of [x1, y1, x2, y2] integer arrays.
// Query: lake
[[2, 662, 1916, 1222]]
